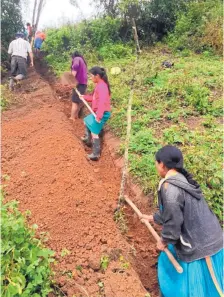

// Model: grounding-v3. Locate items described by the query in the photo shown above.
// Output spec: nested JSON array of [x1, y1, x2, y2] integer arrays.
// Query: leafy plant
[[114, 207, 128, 234], [100, 256, 110, 271], [99, 43, 132, 60], [1, 85, 13, 111], [119, 255, 130, 270], [1, 195, 55, 297], [184, 85, 210, 114], [75, 265, 82, 272], [168, 0, 222, 54], [60, 248, 71, 257]]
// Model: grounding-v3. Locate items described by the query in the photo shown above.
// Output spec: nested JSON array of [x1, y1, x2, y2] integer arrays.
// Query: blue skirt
[[84, 111, 111, 134], [158, 245, 223, 297], [34, 37, 43, 49]]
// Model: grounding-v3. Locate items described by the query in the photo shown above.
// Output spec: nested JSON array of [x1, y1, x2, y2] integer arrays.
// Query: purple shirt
[[71, 57, 88, 85]]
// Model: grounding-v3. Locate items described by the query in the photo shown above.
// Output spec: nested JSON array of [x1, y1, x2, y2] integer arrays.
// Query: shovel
[[75, 88, 96, 118], [124, 196, 183, 274]]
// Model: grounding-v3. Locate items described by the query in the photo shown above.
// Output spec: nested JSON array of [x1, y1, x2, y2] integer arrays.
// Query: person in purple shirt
[[70, 51, 88, 120]]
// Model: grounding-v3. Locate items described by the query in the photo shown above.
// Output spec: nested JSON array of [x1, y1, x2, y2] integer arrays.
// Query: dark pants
[[72, 84, 87, 103], [11, 56, 27, 77]]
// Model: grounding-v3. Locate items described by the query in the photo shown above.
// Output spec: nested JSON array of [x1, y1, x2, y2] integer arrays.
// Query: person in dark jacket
[[141, 145, 223, 297]]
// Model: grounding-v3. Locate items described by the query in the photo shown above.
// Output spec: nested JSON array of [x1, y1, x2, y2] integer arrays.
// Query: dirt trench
[[2, 59, 159, 297]]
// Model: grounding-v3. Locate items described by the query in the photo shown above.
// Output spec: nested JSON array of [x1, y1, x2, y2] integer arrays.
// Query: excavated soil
[[2, 60, 159, 297]]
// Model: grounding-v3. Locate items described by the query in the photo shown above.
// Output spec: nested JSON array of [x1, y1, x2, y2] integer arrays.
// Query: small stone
[[76, 277, 85, 286], [57, 276, 66, 287], [88, 256, 100, 271], [100, 244, 108, 253]]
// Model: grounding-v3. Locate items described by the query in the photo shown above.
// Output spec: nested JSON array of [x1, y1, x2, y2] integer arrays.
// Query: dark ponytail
[[71, 51, 87, 66], [156, 145, 200, 188], [89, 66, 111, 95], [176, 168, 200, 188]]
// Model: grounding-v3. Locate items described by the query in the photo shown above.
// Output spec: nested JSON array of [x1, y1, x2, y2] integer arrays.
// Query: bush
[[1, 0, 24, 63], [1, 85, 13, 110], [184, 85, 210, 115], [99, 43, 132, 60], [1, 196, 55, 297], [42, 17, 126, 75], [168, 0, 223, 54]]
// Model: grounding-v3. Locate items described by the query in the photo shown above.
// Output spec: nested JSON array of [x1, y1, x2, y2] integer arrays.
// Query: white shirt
[[8, 38, 32, 59]]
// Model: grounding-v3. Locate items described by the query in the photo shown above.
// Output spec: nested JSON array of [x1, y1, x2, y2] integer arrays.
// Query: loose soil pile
[[2, 62, 159, 297]]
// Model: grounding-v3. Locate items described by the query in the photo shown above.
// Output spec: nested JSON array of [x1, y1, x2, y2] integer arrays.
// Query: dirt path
[[2, 63, 159, 297]]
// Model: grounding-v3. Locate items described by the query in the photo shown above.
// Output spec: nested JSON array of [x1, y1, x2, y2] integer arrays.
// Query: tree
[[1, 0, 24, 62], [32, 0, 46, 34]]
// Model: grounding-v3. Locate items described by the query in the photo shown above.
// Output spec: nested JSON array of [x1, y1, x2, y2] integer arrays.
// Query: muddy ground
[[2, 59, 159, 297]]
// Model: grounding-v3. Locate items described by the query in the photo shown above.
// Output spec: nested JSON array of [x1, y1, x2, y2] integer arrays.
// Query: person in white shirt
[[8, 32, 34, 90]]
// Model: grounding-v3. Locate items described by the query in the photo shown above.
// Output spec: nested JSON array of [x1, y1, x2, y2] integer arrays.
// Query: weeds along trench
[[35, 54, 160, 296]]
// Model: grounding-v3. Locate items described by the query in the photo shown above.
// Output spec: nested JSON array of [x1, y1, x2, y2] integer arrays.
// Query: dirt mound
[[2, 65, 159, 297], [60, 71, 77, 86]]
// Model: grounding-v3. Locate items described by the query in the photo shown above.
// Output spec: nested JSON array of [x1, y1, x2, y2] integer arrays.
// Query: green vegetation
[[42, 17, 128, 76], [1, 0, 24, 64], [1, 195, 55, 296], [100, 255, 110, 271], [168, 0, 223, 54], [1, 85, 13, 110], [109, 48, 222, 220]]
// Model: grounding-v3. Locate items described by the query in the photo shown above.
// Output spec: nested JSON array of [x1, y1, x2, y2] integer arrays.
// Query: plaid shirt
[[8, 38, 32, 59]]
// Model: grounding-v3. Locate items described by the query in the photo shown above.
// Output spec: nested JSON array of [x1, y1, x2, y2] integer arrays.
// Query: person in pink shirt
[[80, 66, 111, 161]]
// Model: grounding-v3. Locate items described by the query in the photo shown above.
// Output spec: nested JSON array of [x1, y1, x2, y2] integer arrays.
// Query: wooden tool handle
[[75, 88, 96, 117], [124, 196, 183, 274]]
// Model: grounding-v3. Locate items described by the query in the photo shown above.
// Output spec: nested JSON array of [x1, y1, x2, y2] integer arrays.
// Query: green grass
[[104, 46, 222, 220]]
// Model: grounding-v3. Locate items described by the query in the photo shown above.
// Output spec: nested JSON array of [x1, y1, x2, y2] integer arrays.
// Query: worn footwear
[[9, 78, 15, 91], [81, 127, 92, 147], [87, 138, 101, 161]]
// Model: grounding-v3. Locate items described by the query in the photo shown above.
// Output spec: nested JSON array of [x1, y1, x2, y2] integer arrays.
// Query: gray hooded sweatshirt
[[153, 173, 223, 262]]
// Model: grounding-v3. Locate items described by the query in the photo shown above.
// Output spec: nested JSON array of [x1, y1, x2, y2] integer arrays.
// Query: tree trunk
[[35, 0, 45, 32], [32, 0, 37, 28]]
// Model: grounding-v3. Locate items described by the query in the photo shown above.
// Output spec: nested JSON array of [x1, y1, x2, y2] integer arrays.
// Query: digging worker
[[34, 31, 46, 57], [8, 32, 34, 90], [141, 145, 223, 297], [70, 51, 88, 120], [26, 22, 33, 43], [80, 66, 111, 161]]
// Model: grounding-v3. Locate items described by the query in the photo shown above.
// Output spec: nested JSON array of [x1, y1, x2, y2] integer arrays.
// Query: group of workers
[[7, 22, 46, 90], [69, 51, 111, 161], [70, 51, 223, 297], [6, 23, 223, 297]]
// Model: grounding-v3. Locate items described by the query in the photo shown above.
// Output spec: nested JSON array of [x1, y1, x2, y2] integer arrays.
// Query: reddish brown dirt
[[2, 63, 159, 297]]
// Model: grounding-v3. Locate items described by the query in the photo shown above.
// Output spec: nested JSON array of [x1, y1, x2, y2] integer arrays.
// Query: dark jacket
[[153, 173, 223, 262]]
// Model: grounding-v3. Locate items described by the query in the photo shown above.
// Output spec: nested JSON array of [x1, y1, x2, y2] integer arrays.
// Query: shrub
[[1, 196, 55, 297], [184, 85, 210, 115], [99, 43, 132, 60], [168, 0, 223, 54], [1, 85, 13, 110]]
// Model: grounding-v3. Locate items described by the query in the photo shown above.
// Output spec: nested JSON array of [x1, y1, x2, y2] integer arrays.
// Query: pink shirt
[[83, 80, 111, 121]]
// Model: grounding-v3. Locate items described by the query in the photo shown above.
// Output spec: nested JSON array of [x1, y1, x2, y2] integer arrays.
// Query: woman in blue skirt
[[80, 66, 111, 161], [141, 145, 223, 297]]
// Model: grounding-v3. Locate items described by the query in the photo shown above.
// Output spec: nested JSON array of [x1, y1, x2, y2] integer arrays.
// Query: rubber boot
[[81, 127, 92, 147], [87, 138, 100, 161]]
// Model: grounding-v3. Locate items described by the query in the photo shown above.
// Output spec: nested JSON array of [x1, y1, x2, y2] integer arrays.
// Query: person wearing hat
[[8, 32, 34, 90]]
